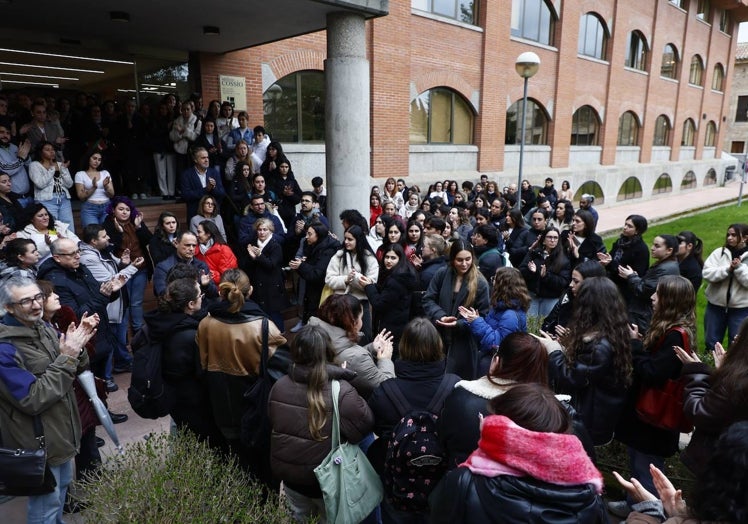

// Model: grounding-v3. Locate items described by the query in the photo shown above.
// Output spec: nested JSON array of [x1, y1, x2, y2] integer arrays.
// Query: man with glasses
[[38, 238, 124, 392], [292, 191, 329, 242], [0, 275, 97, 522], [237, 194, 286, 247]]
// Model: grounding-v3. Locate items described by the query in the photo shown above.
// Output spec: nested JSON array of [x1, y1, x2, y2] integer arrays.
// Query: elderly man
[[0, 275, 96, 522], [37, 238, 124, 392], [153, 230, 217, 297]]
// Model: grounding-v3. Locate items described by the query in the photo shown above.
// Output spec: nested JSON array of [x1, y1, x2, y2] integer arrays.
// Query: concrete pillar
[[325, 11, 369, 238]]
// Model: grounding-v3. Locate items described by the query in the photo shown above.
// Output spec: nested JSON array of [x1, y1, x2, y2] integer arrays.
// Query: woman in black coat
[[598, 214, 650, 303], [243, 217, 287, 330], [519, 227, 571, 319], [359, 243, 418, 355], [289, 221, 341, 324], [562, 209, 606, 268], [676, 230, 704, 293], [501, 208, 531, 268]]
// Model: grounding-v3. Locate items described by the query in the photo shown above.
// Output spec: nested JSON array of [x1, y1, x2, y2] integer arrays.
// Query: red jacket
[[195, 242, 238, 284]]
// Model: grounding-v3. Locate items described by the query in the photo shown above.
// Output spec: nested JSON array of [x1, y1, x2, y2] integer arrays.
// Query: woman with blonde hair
[[269, 324, 373, 523], [198, 268, 286, 481], [243, 217, 287, 329]]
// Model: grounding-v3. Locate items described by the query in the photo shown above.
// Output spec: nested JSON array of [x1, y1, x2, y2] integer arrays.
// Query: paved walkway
[[3, 181, 745, 522]]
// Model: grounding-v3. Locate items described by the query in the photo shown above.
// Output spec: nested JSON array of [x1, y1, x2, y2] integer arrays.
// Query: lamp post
[[514, 52, 540, 210]]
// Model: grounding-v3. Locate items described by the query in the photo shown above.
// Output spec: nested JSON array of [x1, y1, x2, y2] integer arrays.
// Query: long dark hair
[[377, 243, 415, 287], [198, 220, 226, 245], [488, 332, 548, 386], [344, 225, 375, 275], [677, 230, 704, 267], [537, 226, 568, 274], [20, 203, 56, 229], [154, 211, 180, 243]]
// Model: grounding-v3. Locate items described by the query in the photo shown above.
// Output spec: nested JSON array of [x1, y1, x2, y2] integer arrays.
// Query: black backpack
[[127, 325, 175, 420], [382, 376, 454, 512]]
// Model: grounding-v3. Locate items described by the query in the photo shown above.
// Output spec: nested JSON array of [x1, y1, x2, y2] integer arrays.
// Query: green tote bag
[[314, 380, 383, 524]]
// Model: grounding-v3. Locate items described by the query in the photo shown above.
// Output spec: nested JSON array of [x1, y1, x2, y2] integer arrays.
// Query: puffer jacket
[[0, 317, 89, 466], [296, 234, 340, 321], [269, 364, 373, 498], [325, 249, 379, 302], [548, 337, 629, 445], [429, 467, 607, 524], [467, 302, 526, 354], [626, 260, 681, 332], [307, 316, 395, 399], [702, 247, 748, 308]]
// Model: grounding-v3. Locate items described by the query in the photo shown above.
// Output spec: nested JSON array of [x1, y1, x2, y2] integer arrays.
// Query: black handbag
[[0, 415, 57, 496]]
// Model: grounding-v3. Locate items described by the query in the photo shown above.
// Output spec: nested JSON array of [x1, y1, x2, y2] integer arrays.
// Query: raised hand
[[650, 464, 688, 517], [612, 471, 657, 504]]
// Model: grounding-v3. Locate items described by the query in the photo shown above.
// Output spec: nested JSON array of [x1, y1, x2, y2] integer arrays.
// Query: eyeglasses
[[11, 293, 45, 308], [56, 250, 81, 257]]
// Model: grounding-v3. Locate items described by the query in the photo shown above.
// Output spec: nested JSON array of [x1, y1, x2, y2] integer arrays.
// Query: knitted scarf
[[461, 415, 604, 493]]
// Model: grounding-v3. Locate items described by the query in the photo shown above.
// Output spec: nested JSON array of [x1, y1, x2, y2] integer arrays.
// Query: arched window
[[413, 0, 478, 24], [697, 0, 710, 22], [617, 177, 643, 201], [511, 0, 555, 45], [704, 121, 717, 147], [682, 119, 696, 146], [689, 55, 704, 86], [653, 115, 671, 146], [578, 13, 608, 60], [571, 105, 600, 145], [617, 111, 640, 146], [505, 98, 548, 145], [653, 174, 673, 194], [681, 171, 697, 190], [410, 88, 474, 144], [263, 70, 325, 143], [704, 168, 717, 186], [661, 44, 679, 79], [625, 31, 648, 71], [712, 63, 725, 91], [576, 181, 605, 204]]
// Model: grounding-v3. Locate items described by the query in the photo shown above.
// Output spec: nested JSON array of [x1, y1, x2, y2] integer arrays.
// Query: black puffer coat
[[296, 234, 340, 321]]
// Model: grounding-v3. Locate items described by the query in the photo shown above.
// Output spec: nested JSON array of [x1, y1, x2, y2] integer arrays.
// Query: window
[[681, 171, 697, 190], [682, 119, 696, 146], [736, 96, 748, 122], [617, 177, 643, 201], [697, 0, 710, 22], [413, 0, 478, 24], [263, 71, 325, 143], [704, 121, 717, 147], [654, 174, 673, 194], [578, 13, 608, 60], [625, 31, 648, 71], [410, 88, 474, 144], [576, 181, 605, 204], [712, 63, 725, 91], [661, 44, 679, 79], [704, 168, 717, 185], [571, 105, 600, 145], [669, 0, 687, 8], [511, 0, 555, 45], [653, 115, 671, 146], [617, 111, 640, 146], [732, 141, 745, 154], [505, 98, 548, 145], [689, 55, 704, 86], [719, 9, 732, 34]]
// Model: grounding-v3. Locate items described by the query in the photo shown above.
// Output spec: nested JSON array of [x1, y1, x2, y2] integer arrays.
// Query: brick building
[[725, 42, 748, 166], [197, 0, 748, 204]]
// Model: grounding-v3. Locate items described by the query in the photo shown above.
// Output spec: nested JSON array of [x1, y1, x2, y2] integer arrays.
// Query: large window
[[578, 13, 608, 60], [704, 121, 717, 147], [505, 98, 548, 145], [625, 31, 648, 71], [681, 171, 697, 190], [410, 88, 474, 144], [669, 0, 687, 8], [719, 9, 732, 34], [617, 177, 643, 201], [689, 55, 704, 86], [571, 105, 600, 145], [617, 111, 640, 146], [654, 174, 673, 194], [263, 70, 325, 143], [697, 0, 710, 22], [511, 0, 554, 45], [682, 119, 696, 146], [712, 63, 725, 91], [653, 115, 671, 146], [736, 96, 748, 122], [412, 0, 477, 24], [661, 44, 679, 79]]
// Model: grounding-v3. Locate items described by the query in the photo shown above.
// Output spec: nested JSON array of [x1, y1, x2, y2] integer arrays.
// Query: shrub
[[78, 431, 291, 523]]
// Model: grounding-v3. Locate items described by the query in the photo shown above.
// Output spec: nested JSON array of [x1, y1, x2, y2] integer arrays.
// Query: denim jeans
[[528, 294, 558, 320], [27, 459, 73, 524], [80, 200, 110, 227], [704, 301, 748, 351], [626, 447, 664, 506], [41, 197, 75, 234], [124, 268, 148, 335]]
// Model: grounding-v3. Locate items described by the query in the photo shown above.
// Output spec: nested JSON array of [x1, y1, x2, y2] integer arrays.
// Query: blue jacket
[[180, 165, 226, 221], [153, 254, 218, 297], [467, 302, 527, 353], [237, 210, 286, 246]]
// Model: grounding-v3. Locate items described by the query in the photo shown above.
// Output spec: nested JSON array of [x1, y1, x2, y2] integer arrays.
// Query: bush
[[78, 431, 291, 523]]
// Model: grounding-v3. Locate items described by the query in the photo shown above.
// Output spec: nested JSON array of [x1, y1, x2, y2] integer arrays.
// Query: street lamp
[[514, 52, 540, 210]]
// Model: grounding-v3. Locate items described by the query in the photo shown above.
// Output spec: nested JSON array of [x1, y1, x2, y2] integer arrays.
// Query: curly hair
[[560, 277, 632, 387], [490, 267, 530, 311], [643, 275, 696, 350], [317, 293, 363, 342]]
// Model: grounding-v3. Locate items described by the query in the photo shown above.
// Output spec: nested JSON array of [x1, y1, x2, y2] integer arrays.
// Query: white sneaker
[[139, 193, 148, 200], [131, 193, 138, 200], [289, 321, 304, 333], [607, 500, 631, 518]]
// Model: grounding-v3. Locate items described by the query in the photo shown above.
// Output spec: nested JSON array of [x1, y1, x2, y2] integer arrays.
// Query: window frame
[[413, 0, 478, 25], [704, 121, 717, 147], [689, 55, 704, 86], [681, 119, 696, 147], [511, 0, 555, 46], [409, 87, 475, 145], [697, 0, 711, 22], [660, 44, 679, 79], [617, 111, 640, 146], [570, 105, 601, 146], [653, 115, 671, 146], [262, 70, 326, 144], [505, 98, 549, 146], [578, 12, 608, 60], [625, 31, 648, 71], [719, 9, 732, 34], [712, 63, 725, 91]]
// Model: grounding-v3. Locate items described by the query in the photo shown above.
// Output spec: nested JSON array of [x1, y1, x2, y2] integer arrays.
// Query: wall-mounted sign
[[219, 75, 246, 111]]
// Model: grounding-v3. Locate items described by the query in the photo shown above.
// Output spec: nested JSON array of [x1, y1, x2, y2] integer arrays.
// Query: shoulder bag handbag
[[0, 414, 57, 496], [314, 380, 383, 524], [635, 326, 694, 433]]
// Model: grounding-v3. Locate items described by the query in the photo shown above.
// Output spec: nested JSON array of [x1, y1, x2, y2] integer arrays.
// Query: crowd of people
[[2, 91, 748, 524]]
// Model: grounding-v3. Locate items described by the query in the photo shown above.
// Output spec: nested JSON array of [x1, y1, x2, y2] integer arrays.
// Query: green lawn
[[602, 202, 746, 353]]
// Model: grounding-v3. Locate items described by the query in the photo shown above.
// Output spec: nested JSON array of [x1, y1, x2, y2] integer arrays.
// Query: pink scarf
[[461, 415, 604, 493]]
